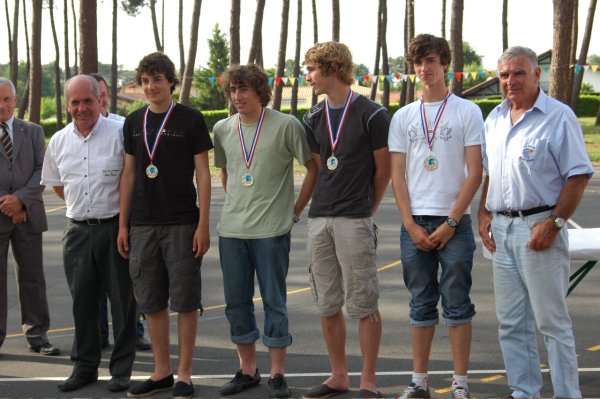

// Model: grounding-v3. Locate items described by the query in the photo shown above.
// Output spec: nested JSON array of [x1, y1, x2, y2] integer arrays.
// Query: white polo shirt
[[41, 115, 124, 220]]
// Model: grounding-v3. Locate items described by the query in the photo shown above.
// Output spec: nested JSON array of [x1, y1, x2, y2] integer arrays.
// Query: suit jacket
[[0, 118, 48, 234]]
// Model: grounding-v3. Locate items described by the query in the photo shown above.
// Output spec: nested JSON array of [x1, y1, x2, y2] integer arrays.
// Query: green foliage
[[463, 41, 483, 66], [192, 24, 229, 110], [587, 54, 600, 65], [121, 0, 147, 16], [117, 99, 148, 116], [354, 63, 370, 87], [580, 82, 594, 93], [575, 95, 600, 117], [388, 56, 404, 74], [201, 109, 229, 132], [40, 118, 60, 138], [40, 97, 58, 120], [473, 99, 502, 119]]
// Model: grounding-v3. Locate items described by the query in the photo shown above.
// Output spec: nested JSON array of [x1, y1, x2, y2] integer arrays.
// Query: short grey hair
[[64, 74, 100, 102], [0, 77, 17, 96], [498, 46, 538, 71]]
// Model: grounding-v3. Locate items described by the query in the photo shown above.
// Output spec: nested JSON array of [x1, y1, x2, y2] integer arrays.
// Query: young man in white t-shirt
[[388, 34, 483, 399]]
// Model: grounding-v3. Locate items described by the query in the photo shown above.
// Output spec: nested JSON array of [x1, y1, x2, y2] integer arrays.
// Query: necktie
[[0, 122, 13, 162]]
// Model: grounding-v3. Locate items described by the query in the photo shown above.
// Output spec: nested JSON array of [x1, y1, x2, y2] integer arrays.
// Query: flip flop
[[357, 388, 384, 398], [303, 383, 348, 398]]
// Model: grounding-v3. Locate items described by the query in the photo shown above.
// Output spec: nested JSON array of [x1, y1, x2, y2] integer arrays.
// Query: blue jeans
[[400, 215, 476, 326], [219, 233, 292, 348], [492, 211, 580, 399]]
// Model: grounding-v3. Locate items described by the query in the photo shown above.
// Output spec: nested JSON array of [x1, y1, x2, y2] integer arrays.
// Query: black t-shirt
[[303, 94, 390, 218], [123, 103, 213, 225]]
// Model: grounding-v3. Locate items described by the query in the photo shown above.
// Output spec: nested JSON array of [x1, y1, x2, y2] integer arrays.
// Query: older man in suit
[[0, 77, 59, 355]]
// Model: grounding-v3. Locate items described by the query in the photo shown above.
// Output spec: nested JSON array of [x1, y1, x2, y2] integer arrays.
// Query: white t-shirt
[[388, 94, 483, 216]]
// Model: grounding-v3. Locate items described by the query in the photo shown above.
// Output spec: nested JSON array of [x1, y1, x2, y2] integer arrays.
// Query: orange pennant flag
[[216, 77, 222, 84], [455, 72, 462, 81], [275, 77, 282, 86]]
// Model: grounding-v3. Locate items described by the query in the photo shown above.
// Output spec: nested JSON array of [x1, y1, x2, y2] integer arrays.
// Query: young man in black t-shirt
[[117, 52, 213, 399], [302, 41, 391, 398]]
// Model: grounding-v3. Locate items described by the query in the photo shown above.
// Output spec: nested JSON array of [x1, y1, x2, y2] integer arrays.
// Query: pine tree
[[193, 24, 229, 110]]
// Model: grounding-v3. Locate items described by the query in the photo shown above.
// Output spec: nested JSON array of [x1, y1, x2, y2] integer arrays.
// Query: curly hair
[[407, 34, 452, 71], [220, 64, 272, 106], [303, 41, 355, 86], [135, 52, 180, 93]]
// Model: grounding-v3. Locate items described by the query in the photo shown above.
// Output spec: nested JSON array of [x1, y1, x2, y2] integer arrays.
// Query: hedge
[[39, 94, 600, 137]]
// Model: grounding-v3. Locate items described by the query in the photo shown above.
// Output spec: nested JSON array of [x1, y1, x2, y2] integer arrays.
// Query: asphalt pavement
[[1, 174, 599, 398]]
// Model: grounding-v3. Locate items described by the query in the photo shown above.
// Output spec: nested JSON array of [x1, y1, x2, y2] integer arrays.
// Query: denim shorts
[[219, 233, 292, 348], [307, 217, 379, 319], [129, 224, 202, 314], [400, 214, 475, 326]]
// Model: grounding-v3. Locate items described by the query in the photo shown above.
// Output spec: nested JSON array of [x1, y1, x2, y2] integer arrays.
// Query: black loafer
[[135, 336, 151, 351], [173, 381, 194, 398], [127, 374, 174, 397], [29, 342, 60, 356], [58, 372, 98, 392], [108, 376, 131, 392], [219, 369, 260, 395]]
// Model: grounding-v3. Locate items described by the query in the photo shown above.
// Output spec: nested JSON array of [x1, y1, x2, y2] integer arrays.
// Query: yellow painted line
[[435, 387, 452, 394], [6, 259, 403, 339], [481, 374, 504, 382], [46, 205, 66, 214], [588, 344, 600, 351]]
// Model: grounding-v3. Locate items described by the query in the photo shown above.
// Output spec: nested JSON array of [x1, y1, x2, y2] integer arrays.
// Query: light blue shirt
[[482, 89, 594, 212]]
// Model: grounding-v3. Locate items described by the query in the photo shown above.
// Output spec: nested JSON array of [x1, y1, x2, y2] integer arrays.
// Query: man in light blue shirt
[[478, 46, 594, 399]]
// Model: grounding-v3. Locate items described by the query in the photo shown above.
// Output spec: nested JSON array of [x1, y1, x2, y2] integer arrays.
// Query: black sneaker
[[400, 382, 431, 399], [29, 342, 60, 356], [219, 369, 261, 395], [268, 373, 291, 398], [173, 381, 194, 399], [127, 374, 174, 397]]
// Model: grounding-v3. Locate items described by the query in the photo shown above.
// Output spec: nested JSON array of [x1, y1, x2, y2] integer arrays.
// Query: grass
[[581, 117, 600, 163]]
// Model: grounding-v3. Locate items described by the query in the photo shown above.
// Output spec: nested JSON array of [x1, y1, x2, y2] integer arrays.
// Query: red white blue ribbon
[[325, 90, 353, 153], [238, 107, 266, 169], [420, 92, 450, 152], [143, 100, 175, 162]]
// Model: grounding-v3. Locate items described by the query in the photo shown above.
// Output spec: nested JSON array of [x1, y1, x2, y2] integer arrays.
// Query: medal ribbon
[[238, 107, 266, 169], [325, 89, 353, 153], [143, 100, 175, 162], [420, 92, 450, 152]]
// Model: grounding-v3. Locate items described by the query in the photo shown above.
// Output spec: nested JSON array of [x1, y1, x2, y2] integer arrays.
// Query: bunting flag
[[394, 73, 402, 80], [592, 65, 599, 72], [357, 75, 364, 82], [282, 77, 289, 85], [297, 76, 304, 84], [402, 74, 409, 81], [209, 77, 216, 84], [409, 74, 416, 83], [289, 77, 296, 85], [268, 76, 274, 86], [575, 65, 583, 74], [386, 75, 393, 82], [275, 77, 282, 86], [455, 72, 463, 81], [364, 75, 371, 82], [471, 71, 477, 80], [447, 72, 454, 80], [216, 77, 222, 84], [479, 70, 487, 78]]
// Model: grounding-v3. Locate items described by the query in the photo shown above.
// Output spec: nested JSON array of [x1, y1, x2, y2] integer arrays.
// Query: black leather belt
[[71, 214, 119, 225], [497, 205, 554, 218]]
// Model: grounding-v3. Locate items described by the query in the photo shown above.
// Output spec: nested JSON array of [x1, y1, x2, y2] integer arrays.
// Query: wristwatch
[[292, 213, 301, 224], [549, 214, 566, 230], [446, 217, 458, 228]]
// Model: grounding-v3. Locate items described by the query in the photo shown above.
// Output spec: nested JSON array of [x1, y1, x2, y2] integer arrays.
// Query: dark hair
[[89, 73, 108, 88], [220, 64, 272, 106], [407, 34, 452, 71], [135, 52, 180, 93]]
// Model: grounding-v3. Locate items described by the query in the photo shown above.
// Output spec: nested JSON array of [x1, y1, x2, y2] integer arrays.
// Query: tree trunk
[[570, 0, 596, 110], [179, 0, 185, 80], [441, 0, 446, 38], [332, 0, 339, 41], [179, 0, 202, 106], [370, 0, 383, 101], [79, 0, 98, 74], [450, 0, 464, 96], [311, 0, 318, 106], [111, 0, 118, 113], [64, 0, 71, 122], [549, 0, 575, 103], [502, 0, 508, 50], [229, 0, 240, 65], [161, 0, 164, 51], [18, 0, 30, 119], [248, 0, 266, 65], [406, 0, 415, 104], [381, 0, 389, 109], [228, 0, 240, 115], [4, 0, 11, 67], [150, 0, 163, 51], [567, 0, 578, 103], [49, 0, 63, 129], [71, 0, 78, 73], [10, 0, 19, 90], [28, 0, 42, 124], [291, 0, 302, 116], [272, 0, 290, 111]]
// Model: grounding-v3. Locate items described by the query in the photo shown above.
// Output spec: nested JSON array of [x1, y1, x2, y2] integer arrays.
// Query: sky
[[1, 0, 599, 74]]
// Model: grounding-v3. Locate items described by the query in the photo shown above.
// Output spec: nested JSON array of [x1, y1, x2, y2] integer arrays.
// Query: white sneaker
[[448, 386, 470, 399], [400, 382, 431, 399]]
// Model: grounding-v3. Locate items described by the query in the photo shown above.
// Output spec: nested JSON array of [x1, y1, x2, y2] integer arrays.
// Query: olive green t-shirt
[[213, 108, 312, 238]]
